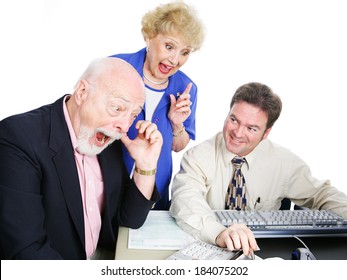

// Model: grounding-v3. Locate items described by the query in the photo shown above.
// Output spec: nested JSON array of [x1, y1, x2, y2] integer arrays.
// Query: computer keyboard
[[215, 209, 347, 238], [166, 240, 245, 260]]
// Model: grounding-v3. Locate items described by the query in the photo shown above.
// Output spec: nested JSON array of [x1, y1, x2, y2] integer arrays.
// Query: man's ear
[[74, 80, 88, 105], [263, 127, 272, 140]]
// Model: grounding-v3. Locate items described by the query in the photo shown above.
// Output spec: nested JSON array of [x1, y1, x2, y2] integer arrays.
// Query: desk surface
[[116, 227, 347, 260]]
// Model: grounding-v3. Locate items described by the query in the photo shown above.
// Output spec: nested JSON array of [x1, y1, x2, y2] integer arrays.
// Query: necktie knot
[[232, 156, 245, 169]]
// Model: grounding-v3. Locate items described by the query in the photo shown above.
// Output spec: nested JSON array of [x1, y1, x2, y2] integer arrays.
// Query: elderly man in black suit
[[0, 57, 163, 259]]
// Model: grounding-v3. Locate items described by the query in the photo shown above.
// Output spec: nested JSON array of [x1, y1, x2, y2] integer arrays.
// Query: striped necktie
[[225, 156, 247, 210]]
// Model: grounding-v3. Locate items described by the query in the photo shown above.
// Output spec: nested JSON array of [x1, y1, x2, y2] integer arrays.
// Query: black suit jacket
[[0, 96, 158, 259]]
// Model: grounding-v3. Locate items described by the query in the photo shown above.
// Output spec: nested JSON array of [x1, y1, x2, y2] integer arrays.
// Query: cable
[[293, 235, 309, 250]]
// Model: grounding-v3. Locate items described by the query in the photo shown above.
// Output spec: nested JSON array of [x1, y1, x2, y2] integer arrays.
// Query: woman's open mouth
[[159, 63, 173, 75]]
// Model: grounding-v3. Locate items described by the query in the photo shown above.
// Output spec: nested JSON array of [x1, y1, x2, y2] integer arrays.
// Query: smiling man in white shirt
[[170, 82, 347, 256]]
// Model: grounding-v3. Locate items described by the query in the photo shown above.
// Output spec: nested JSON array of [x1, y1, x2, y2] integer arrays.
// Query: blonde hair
[[141, 1, 205, 51]]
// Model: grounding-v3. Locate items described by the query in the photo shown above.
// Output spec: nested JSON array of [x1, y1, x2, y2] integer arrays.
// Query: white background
[[1, 0, 346, 195]]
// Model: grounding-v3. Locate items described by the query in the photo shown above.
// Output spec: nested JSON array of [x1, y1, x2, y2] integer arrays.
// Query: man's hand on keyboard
[[215, 223, 259, 256]]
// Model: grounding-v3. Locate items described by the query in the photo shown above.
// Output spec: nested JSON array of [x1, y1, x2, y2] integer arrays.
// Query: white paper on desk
[[128, 211, 196, 250]]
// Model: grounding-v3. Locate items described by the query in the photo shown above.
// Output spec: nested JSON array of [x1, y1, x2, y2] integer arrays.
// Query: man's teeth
[[97, 134, 107, 144]]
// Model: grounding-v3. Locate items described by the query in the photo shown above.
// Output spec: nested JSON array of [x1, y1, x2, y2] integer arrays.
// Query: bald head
[[78, 57, 145, 100]]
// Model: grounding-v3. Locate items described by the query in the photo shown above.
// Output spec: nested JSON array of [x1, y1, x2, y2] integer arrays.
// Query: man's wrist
[[134, 166, 157, 176]]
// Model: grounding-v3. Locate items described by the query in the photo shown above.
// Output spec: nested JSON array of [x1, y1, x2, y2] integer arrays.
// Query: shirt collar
[[220, 135, 269, 170]]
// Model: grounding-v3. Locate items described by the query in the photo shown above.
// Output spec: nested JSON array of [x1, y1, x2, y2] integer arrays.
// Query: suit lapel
[[49, 96, 85, 247]]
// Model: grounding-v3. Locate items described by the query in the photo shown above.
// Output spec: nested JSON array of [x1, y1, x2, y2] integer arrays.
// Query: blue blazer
[[0, 96, 158, 259], [111, 48, 197, 210]]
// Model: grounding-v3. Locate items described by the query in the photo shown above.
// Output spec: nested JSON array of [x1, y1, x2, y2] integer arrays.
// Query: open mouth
[[95, 132, 110, 147], [159, 63, 173, 74]]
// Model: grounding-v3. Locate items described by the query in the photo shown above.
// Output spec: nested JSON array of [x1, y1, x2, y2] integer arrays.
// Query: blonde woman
[[111, 2, 205, 210]]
